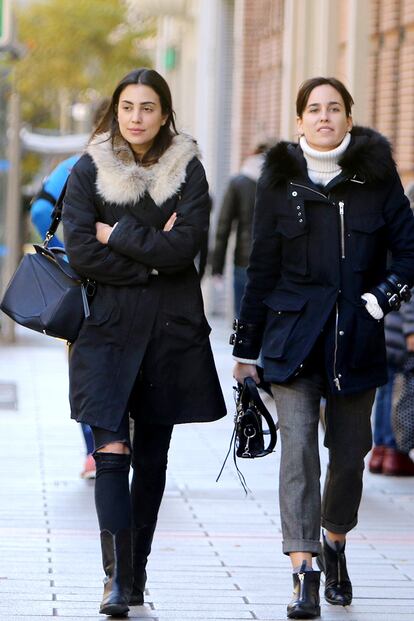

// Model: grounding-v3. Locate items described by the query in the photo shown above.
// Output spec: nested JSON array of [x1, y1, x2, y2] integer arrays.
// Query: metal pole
[[1, 88, 21, 342]]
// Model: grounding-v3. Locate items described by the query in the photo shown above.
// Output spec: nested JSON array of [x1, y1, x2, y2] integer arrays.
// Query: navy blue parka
[[232, 126, 414, 395]]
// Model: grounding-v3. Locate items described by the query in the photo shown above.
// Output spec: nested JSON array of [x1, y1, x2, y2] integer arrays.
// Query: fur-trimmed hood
[[261, 126, 397, 189], [86, 132, 200, 206]]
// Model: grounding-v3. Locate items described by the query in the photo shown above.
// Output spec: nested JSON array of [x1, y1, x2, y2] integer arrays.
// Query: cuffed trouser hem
[[282, 538, 322, 557], [321, 515, 358, 535]]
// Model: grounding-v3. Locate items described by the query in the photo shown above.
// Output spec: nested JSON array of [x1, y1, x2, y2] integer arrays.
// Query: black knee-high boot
[[129, 423, 173, 605], [130, 522, 157, 605], [94, 452, 133, 616]]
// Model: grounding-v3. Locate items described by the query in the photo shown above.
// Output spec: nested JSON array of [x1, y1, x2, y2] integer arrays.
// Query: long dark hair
[[296, 77, 354, 118], [92, 68, 179, 165]]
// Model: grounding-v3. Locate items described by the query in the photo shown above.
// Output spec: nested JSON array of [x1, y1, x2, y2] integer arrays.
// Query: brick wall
[[367, 0, 414, 184], [237, 0, 284, 163], [236, 0, 414, 184]]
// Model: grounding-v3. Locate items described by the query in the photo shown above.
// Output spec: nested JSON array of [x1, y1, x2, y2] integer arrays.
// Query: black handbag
[[217, 375, 278, 493], [0, 181, 95, 342], [235, 376, 278, 458]]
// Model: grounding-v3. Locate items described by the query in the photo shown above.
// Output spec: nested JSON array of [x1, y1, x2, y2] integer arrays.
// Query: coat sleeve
[[62, 156, 151, 286], [211, 179, 238, 275], [107, 158, 210, 274], [232, 181, 282, 360], [383, 175, 414, 283], [370, 174, 414, 314]]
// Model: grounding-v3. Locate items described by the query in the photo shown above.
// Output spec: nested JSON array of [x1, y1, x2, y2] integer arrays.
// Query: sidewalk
[[0, 317, 413, 621]]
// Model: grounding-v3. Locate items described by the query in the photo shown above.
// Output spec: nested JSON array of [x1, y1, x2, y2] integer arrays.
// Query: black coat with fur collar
[[232, 127, 414, 394], [62, 132, 226, 430]]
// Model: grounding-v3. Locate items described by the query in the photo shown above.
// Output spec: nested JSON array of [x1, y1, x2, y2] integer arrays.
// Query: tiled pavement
[[0, 317, 413, 620]]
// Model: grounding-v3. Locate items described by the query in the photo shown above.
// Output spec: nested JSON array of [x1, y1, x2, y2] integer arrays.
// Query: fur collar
[[261, 126, 396, 189], [86, 132, 200, 206]]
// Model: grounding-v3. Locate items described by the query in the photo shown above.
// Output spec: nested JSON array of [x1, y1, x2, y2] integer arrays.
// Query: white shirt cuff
[[233, 356, 258, 364]]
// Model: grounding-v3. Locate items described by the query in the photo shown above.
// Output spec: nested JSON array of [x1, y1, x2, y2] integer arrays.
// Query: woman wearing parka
[[62, 68, 226, 617], [232, 77, 414, 619]]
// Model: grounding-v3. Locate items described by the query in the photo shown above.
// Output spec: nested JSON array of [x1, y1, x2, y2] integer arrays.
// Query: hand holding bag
[[216, 374, 278, 493], [0, 181, 95, 342], [235, 376, 277, 458]]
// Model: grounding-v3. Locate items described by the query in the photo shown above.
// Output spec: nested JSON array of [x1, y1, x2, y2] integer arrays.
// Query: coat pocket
[[275, 217, 308, 276], [85, 288, 118, 326], [261, 291, 307, 360], [350, 305, 386, 368], [162, 311, 211, 343], [86, 303, 115, 326], [348, 210, 385, 272]]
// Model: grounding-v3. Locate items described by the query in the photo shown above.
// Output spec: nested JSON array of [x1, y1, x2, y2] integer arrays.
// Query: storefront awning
[[20, 128, 89, 154]]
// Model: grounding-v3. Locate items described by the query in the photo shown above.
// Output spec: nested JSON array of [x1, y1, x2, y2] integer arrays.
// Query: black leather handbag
[[217, 375, 278, 493], [0, 181, 95, 342], [235, 376, 278, 458]]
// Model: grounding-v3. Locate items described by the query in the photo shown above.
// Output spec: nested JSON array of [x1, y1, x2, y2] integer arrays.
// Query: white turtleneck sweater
[[300, 132, 351, 186]]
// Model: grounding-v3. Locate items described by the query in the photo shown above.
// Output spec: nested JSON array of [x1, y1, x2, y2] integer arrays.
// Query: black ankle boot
[[316, 533, 352, 606], [287, 562, 321, 619], [129, 522, 157, 606], [99, 529, 133, 616]]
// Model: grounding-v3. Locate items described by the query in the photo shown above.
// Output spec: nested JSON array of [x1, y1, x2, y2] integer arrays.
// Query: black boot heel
[[129, 522, 157, 606], [99, 529, 133, 616], [316, 533, 352, 606], [129, 564, 146, 606], [287, 561, 321, 619]]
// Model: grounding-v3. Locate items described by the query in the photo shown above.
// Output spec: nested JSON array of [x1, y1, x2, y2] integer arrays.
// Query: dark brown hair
[[91, 68, 178, 165], [296, 77, 354, 118]]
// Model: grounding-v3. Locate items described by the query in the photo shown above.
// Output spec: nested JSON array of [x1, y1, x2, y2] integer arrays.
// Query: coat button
[[277, 311, 282, 315], [292, 191, 298, 197], [339, 330, 344, 336], [299, 219, 303, 223], [297, 205, 301, 210]]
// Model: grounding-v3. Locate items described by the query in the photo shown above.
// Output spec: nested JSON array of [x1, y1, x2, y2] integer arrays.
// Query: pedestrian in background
[[232, 76, 414, 619], [30, 100, 109, 480], [62, 68, 226, 617], [369, 182, 414, 475], [31, 155, 95, 478], [211, 143, 267, 317]]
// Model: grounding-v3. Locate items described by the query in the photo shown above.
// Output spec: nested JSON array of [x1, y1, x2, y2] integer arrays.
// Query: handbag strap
[[215, 376, 279, 493], [241, 377, 278, 452], [43, 178, 69, 246]]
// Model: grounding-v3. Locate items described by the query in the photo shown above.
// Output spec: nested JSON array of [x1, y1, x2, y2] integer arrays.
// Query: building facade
[[133, 0, 414, 196]]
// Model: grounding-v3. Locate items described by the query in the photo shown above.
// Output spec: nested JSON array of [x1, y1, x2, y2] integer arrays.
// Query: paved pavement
[[0, 315, 413, 621]]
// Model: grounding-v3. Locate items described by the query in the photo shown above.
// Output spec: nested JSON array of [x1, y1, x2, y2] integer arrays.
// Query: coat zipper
[[333, 302, 341, 391], [338, 201, 345, 259], [334, 202, 345, 389]]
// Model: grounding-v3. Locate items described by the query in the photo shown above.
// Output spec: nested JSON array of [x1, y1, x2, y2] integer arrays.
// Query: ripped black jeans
[[91, 414, 174, 534]]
